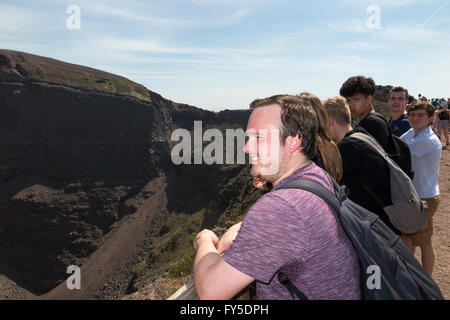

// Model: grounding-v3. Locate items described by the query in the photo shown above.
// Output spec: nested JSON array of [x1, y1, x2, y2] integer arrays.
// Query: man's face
[[388, 91, 408, 115], [346, 93, 372, 120], [408, 109, 433, 133], [244, 104, 288, 182]]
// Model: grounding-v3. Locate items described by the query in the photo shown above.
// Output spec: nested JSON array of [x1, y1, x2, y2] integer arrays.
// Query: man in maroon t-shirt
[[193, 94, 361, 300]]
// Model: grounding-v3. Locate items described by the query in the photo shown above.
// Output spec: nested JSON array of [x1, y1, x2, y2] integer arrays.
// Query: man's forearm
[[193, 238, 222, 298], [193, 229, 254, 300], [194, 237, 221, 277]]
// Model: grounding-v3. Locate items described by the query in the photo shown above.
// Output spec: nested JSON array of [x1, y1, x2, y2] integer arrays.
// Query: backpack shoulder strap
[[277, 272, 309, 300], [274, 178, 346, 213], [350, 131, 388, 158], [366, 113, 402, 156], [350, 132, 409, 179]]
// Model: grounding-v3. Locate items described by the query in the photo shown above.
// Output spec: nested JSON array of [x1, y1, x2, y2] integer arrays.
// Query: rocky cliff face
[[0, 50, 172, 292], [0, 50, 255, 298]]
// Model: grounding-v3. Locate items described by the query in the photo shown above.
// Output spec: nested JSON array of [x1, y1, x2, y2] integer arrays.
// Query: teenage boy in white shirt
[[400, 101, 442, 276]]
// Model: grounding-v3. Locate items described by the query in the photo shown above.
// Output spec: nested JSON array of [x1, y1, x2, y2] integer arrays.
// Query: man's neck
[[335, 124, 354, 143], [272, 155, 309, 187], [358, 107, 374, 121], [414, 126, 429, 137]]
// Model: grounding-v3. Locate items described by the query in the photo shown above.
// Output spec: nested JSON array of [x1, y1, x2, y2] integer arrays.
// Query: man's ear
[[328, 117, 335, 130], [285, 134, 302, 152], [367, 94, 373, 105]]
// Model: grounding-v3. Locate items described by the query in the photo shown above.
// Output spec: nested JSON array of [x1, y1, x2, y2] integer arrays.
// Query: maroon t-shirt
[[223, 161, 361, 300]]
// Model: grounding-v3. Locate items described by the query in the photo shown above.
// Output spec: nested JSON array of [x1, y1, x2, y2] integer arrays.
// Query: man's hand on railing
[[193, 229, 219, 251], [216, 222, 242, 254]]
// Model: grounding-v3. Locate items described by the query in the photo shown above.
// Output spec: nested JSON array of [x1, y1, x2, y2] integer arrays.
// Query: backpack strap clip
[[277, 271, 308, 300], [337, 184, 349, 202]]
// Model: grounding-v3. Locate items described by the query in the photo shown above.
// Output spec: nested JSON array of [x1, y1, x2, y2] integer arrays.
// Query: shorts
[[437, 119, 448, 129], [402, 196, 440, 246]]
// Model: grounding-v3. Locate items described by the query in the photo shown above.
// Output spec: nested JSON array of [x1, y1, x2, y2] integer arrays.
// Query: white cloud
[[378, 24, 439, 42], [337, 0, 439, 7], [189, 0, 277, 5], [327, 19, 368, 33], [91, 35, 264, 57], [341, 41, 387, 50], [0, 4, 50, 33], [82, 2, 249, 28], [83, 3, 198, 28]]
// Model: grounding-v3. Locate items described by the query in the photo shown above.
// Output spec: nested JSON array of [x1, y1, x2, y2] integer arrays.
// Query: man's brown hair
[[389, 86, 409, 100], [323, 96, 352, 126], [250, 94, 319, 161], [406, 101, 435, 118]]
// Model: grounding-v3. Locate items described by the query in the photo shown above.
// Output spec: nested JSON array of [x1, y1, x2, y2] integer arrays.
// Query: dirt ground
[[40, 175, 169, 300]]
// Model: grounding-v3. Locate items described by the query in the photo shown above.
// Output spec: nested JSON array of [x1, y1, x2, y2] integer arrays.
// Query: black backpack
[[349, 132, 427, 234], [274, 178, 444, 300], [371, 113, 414, 179]]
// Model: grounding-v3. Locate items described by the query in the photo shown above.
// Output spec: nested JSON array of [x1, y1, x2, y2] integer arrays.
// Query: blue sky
[[1, 0, 449, 111]]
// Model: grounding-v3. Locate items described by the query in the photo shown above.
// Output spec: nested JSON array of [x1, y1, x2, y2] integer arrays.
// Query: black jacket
[[338, 127, 400, 235]]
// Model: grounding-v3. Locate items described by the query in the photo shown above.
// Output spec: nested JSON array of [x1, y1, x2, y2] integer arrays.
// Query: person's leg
[[438, 126, 444, 144], [444, 127, 449, 145], [413, 196, 440, 276], [420, 242, 435, 276], [401, 234, 415, 254]]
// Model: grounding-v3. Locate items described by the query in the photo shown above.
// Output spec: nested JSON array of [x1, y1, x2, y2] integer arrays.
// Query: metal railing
[[168, 277, 256, 300]]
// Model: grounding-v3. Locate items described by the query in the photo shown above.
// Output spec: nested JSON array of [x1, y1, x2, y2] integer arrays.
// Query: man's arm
[[193, 229, 254, 300], [216, 222, 242, 254]]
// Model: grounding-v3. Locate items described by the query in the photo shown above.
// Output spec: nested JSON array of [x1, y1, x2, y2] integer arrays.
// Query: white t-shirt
[[400, 126, 442, 198]]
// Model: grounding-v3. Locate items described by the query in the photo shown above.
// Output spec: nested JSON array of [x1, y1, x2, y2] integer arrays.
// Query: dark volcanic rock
[[171, 102, 251, 130], [0, 49, 255, 297], [0, 50, 172, 292]]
